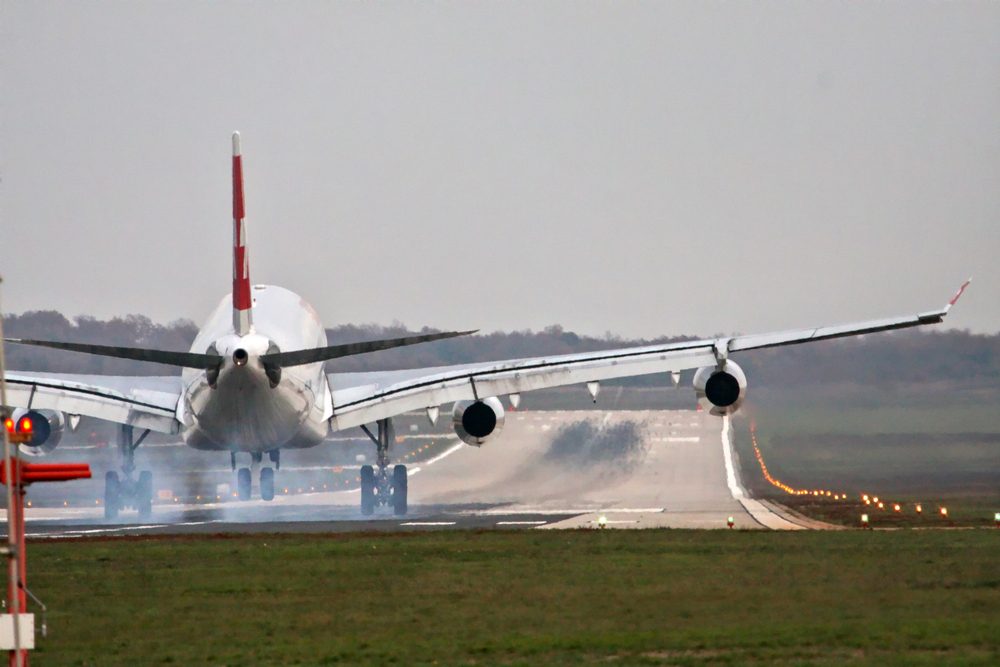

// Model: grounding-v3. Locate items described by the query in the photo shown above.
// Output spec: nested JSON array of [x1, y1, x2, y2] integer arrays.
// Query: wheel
[[260, 467, 275, 501], [104, 471, 120, 520], [137, 470, 153, 519], [237, 467, 252, 501], [360, 465, 375, 516], [392, 464, 408, 516]]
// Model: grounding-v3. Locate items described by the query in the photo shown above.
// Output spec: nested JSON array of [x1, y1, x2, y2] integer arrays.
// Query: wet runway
[[10, 410, 815, 538]]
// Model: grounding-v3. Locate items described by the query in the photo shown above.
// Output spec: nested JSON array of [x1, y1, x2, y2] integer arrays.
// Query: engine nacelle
[[452, 397, 505, 446], [693, 361, 748, 416], [9, 409, 65, 456]]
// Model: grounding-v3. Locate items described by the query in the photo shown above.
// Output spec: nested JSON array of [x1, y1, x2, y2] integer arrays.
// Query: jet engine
[[693, 361, 747, 416], [7, 409, 65, 456], [452, 397, 505, 446]]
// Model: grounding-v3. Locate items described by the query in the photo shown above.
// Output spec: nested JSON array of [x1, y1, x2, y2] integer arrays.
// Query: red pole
[[6, 479, 26, 667], [9, 486, 27, 667]]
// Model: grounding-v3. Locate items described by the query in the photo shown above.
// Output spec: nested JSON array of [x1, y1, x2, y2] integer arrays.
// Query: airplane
[[2, 132, 971, 519]]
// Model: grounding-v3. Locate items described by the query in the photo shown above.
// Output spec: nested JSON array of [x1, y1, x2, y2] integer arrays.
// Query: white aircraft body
[[2, 133, 971, 518]]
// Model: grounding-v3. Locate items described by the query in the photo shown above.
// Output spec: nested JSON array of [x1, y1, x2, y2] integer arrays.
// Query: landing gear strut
[[359, 418, 407, 516], [104, 424, 153, 520], [232, 450, 279, 501]]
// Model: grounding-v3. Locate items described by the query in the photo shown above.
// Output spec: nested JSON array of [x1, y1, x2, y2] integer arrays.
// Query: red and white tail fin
[[232, 131, 253, 335]]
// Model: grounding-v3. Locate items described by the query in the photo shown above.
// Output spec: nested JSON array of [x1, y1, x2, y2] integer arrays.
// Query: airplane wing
[[328, 281, 970, 431], [3, 372, 182, 434]]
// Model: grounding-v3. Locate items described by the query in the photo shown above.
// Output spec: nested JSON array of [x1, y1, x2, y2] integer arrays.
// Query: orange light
[[4, 418, 13, 433], [893, 504, 901, 512], [915, 504, 923, 513], [939, 507, 948, 517], [877, 502, 885, 510], [18, 416, 33, 433]]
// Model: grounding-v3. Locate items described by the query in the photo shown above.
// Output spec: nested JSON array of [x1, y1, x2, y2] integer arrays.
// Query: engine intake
[[452, 397, 505, 446], [693, 361, 747, 416], [11, 409, 65, 456]]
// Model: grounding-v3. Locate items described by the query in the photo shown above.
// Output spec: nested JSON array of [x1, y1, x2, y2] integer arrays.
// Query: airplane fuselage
[[179, 285, 332, 452]]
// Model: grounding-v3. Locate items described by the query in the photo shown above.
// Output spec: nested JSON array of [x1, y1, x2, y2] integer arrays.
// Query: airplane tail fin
[[232, 131, 253, 335]]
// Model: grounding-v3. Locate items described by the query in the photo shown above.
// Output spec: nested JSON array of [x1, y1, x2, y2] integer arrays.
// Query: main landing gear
[[104, 424, 154, 520], [359, 418, 407, 516], [231, 449, 280, 501]]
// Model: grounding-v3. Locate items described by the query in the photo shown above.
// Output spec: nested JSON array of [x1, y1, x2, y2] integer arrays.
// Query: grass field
[[26, 530, 1000, 666], [730, 387, 1000, 528]]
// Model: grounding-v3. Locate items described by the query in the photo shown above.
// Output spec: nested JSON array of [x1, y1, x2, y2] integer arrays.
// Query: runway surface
[[8, 410, 815, 538]]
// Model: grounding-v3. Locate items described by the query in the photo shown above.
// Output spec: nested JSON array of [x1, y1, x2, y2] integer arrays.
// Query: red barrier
[[0, 462, 91, 486]]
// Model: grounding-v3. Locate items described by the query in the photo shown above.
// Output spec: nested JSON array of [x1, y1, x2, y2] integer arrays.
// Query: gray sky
[[2, 1, 997, 338]]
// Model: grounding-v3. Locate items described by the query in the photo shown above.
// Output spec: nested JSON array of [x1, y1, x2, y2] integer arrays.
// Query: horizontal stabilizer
[[5, 329, 475, 370], [261, 330, 477, 368], [4, 339, 222, 369]]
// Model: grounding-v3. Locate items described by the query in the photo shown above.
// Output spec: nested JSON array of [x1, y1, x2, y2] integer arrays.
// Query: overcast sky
[[1, 2, 997, 338]]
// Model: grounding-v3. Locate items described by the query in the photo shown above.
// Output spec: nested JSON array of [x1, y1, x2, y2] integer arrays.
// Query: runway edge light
[[860, 513, 869, 529]]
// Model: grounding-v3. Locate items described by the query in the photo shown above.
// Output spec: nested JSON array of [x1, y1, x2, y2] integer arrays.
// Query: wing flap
[[4, 373, 181, 434], [329, 345, 716, 430]]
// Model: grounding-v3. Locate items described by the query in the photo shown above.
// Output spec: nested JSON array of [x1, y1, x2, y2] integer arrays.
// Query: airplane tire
[[137, 470, 153, 519], [360, 465, 375, 516], [104, 471, 120, 520], [392, 464, 407, 516], [237, 467, 252, 501], [260, 467, 275, 501]]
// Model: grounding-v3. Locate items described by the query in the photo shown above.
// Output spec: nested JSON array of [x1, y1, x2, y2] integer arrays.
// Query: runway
[[9, 410, 815, 538]]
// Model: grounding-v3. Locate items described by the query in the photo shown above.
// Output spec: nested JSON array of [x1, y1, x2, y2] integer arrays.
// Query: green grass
[[26, 530, 1000, 666], [733, 393, 1000, 522]]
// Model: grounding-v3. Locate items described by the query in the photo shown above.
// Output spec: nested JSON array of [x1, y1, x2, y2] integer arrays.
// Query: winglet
[[232, 131, 253, 335], [943, 277, 972, 314]]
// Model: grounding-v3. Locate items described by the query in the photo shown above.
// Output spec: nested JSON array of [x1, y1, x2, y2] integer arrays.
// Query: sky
[[1, 1, 997, 338]]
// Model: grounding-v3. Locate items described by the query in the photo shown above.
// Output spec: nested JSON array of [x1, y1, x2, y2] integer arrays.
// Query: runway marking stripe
[[400, 521, 456, 526], [422, 442, 465, 465], [495, 521, 547, 525], [471, 507, 663, 515], [721, 416, 805, 531]]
